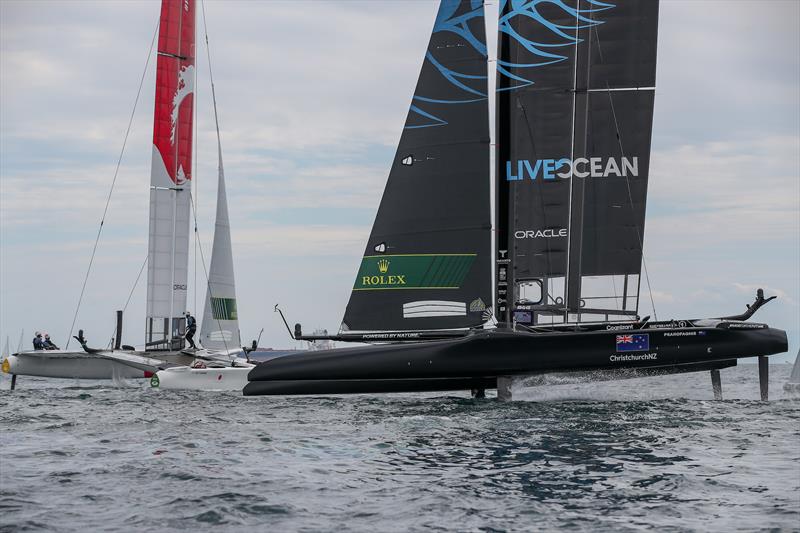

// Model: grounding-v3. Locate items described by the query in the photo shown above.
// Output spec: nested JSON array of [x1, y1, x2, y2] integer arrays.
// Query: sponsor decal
[[514, 228, 567, 239], [403, 300, 466, 318], [610, 352, 658, 362], [727, 322, 767, 329], [208, 330, 234, 342], [353, 254, 476, 291], [362, 332, 423, 340], [664, 331, 697, 337], [150, 374, 160, 388], [606, 324, 634, 331], [616, 334, 650, 352], [514, 309, 533, 324], [505, 157, 639, 181], [649, 320, 693, 329]]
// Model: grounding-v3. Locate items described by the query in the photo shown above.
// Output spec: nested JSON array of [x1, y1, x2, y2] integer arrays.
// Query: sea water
[[1, 364, 798, 532]]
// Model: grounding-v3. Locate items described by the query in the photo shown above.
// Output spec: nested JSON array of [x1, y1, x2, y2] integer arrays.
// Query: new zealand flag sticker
[[616, 334, 650, 352]]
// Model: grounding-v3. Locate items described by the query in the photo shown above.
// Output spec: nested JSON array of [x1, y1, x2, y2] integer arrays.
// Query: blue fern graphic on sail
[[497, 0, 615, 92], [406, 0, 488, 129]]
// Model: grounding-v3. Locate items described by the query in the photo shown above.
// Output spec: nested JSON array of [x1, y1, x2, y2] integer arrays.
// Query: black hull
[[244, 325, 787, 396], [242, 361, 738, 396], [244, 377, 498, 396]]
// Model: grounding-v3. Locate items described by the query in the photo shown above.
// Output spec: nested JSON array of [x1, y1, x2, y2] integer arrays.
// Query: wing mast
[[145, 0, 196, 350]]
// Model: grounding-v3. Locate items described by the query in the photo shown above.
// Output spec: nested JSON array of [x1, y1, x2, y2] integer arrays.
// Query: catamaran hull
[[242, 361, 737, 396], [244, 326, 787, 395], [2, 350, 194, 381], [151, 365, 252, 391], [3, 352, 146, 380]]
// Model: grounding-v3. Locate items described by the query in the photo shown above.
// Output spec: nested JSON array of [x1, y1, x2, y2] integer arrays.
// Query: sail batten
[[341, 0, 492, 332]]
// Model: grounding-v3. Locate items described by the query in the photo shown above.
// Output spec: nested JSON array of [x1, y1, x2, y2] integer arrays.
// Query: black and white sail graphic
[[342, 0, 492, 332], [495, 0, 658, 320]]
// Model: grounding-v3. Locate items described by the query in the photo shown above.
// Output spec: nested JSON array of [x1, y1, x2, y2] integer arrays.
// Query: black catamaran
[[246, 0, 787, 398]]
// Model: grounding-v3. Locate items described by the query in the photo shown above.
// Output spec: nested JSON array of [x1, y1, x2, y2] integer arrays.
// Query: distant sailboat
[[785, 349, 800, 393], [2, 0, 245, 385], [247, 0, 787, 398]]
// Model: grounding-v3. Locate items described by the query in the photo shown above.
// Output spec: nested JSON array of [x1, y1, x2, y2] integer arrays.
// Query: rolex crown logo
[[377, 259, 390, 273]]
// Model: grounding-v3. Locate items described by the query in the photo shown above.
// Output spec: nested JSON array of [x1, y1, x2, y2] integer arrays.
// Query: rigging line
[[202, 0, 223, 144], [604, 83, 658, 321], [200, 0, 233, 357], [517, 101, 556, 277], [107, 254, 149, 349], [193, 22, 199, 320], [65, 18, 159, 349]]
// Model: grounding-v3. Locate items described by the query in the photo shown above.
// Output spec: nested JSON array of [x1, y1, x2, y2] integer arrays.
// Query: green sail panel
[[353, 254, 477, 291], [210, 297, 238, 321]]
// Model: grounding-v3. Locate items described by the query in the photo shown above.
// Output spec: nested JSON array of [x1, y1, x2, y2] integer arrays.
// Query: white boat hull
[[151, 365, 252, 391], [3, 351, 146, 380]]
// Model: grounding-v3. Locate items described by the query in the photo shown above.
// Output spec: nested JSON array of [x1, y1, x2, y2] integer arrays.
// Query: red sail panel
[[152, 0, 195, 186]]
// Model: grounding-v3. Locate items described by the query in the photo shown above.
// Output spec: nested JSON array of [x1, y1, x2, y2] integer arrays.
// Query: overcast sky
[[1, 0, 798, 363]]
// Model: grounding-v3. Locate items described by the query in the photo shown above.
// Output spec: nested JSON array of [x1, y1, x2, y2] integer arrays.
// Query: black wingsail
[[341, 0, 492, 332], [495, 0, 658, 323]]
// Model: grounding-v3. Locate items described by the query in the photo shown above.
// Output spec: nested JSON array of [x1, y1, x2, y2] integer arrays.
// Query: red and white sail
[[146, 0, 195, 348]]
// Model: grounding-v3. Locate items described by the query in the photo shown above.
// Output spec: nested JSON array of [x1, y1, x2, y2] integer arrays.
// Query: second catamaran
[[246, 0, 788, 398], [2, 0, 246, 385]]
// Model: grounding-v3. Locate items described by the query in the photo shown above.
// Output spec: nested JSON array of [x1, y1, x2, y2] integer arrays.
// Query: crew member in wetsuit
[[184, 311, 197, 349], [32, 332, 45, 350], [43, 333, 59, 350]]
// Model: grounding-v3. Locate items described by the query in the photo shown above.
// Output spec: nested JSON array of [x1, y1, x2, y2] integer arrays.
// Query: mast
[[145, 0, 196, 350], [495, 0, 658, 325], [340, 0, 492, 332]]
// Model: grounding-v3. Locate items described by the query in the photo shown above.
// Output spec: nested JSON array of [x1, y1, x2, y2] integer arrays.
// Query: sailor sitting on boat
[[43, 333, 59, 350], [184, 311, 197, 349], [32, 332, 45, 350]]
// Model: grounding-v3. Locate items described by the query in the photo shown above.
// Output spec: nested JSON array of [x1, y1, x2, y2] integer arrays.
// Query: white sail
[[200, 144, 241, 352], [790, 350, 800, 383]]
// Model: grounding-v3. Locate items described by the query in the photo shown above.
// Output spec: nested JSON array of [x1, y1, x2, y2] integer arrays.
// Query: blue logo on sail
[[506, 157, 639, 181], [497, 0, 615, 91], [407, 0, 487, 129]]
